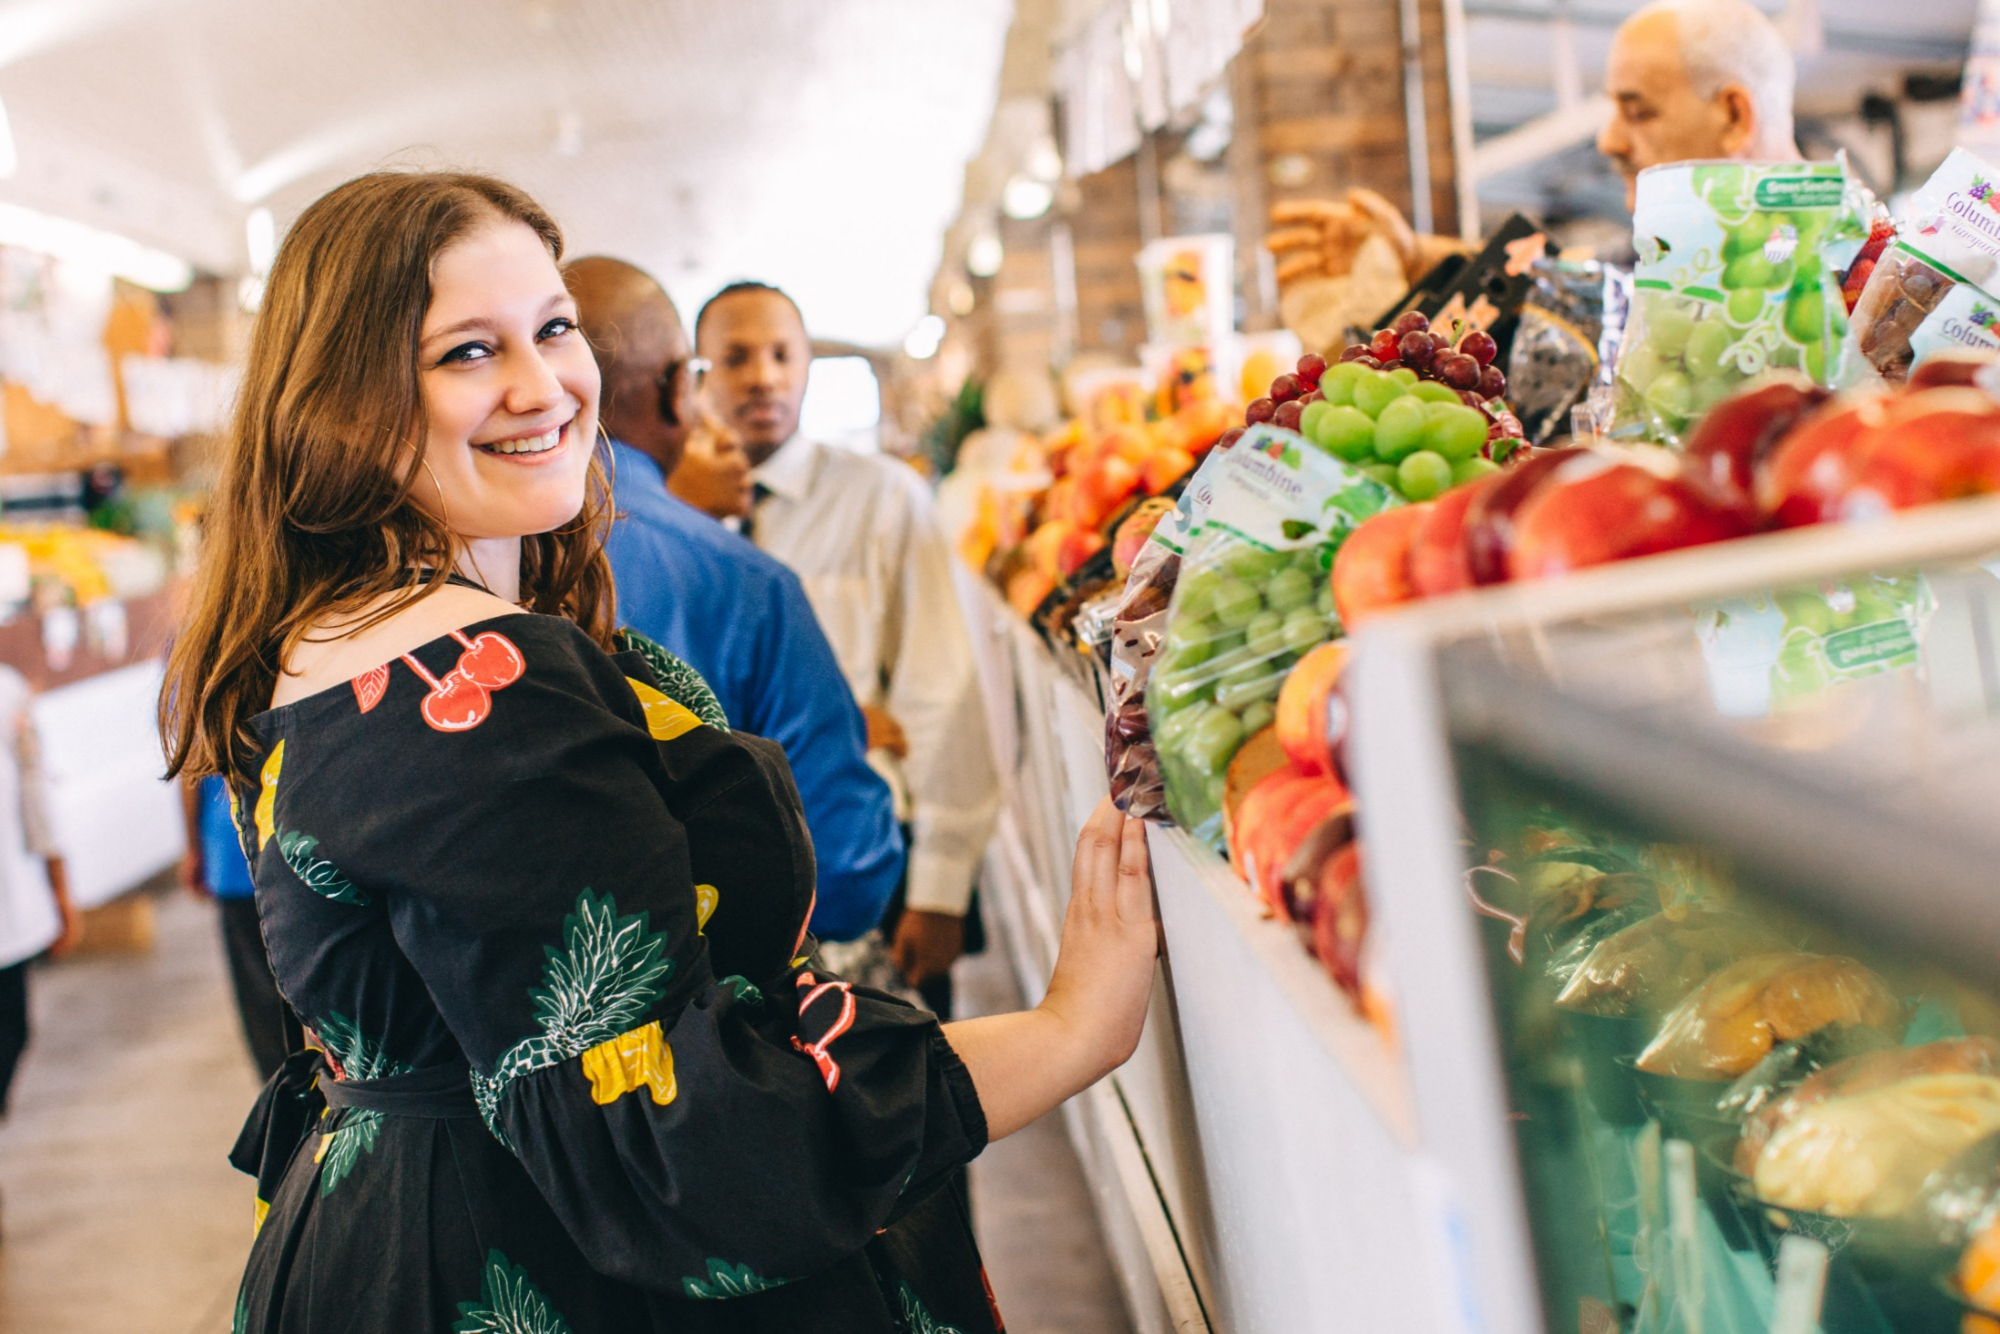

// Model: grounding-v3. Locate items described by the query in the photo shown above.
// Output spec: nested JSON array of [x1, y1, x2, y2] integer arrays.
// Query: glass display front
[[1440, 553, 2000, 1333]]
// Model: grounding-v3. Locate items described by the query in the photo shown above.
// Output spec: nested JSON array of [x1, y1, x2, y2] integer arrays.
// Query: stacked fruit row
[[1330, 354, 2000, 628], [1214, 314, 1525, 503], [1149, 546, 1342, 824]]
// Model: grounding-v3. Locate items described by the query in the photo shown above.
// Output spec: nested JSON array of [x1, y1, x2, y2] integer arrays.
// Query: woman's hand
[[1040, 798, 1158, 1075], [941, 798, 1158, 1141]]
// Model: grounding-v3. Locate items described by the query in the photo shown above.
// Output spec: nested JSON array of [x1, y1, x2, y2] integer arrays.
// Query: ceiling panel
[[0, 0, 1012, 344]]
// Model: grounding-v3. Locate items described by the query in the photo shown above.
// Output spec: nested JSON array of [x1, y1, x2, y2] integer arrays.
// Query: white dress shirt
[[750, 435, 999, 917], [0, 666, 57, 969]]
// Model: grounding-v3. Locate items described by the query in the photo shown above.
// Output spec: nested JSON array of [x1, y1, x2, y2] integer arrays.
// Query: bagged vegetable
[[1613, 160, 1869, 444], [1735, 1038, 2000, 1176], [1147, 426, 1399, 849], [1104, 450, 1235, 818], [1752, 1072, 2000, 1217], [1635, 951, 1902, 1080], [1554, 902, 1787, 1018]]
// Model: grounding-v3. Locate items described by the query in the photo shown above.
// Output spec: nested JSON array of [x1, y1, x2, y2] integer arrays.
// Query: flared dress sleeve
[[258, 616, 986, 1298]]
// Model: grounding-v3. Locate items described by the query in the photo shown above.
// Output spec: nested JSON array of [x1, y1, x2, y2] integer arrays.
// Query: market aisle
[[0, 885, 259, 1334], [959, 940, 1135, 1334], [0, 886, 1132, 1334]]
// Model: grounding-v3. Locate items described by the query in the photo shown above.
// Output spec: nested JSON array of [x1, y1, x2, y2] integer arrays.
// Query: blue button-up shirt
[[604, 440, 904, 941]]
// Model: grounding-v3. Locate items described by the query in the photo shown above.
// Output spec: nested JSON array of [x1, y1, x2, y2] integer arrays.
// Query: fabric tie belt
[[320, 1062, 480, 1120]]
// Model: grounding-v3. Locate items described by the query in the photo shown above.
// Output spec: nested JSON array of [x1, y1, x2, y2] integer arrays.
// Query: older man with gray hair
[[1598, 0, 1800, 210]]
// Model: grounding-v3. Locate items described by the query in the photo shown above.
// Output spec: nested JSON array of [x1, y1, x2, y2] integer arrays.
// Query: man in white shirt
[[696, 281, 999, 1014]]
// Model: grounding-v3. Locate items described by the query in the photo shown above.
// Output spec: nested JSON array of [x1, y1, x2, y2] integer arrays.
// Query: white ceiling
[[0, 0, 1013, 346]]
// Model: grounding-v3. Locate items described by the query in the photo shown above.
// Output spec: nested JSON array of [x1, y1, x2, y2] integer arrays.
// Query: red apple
[[1302, 841, 1368, 996], [1462, 447, 1584, 584], [1508, 454, 1754, 580], [1682, 380, 1830, 509], [1839, 399, 2000, 516], [1409, 474, 1498, 597], [1332, 503, 1430, 629], [1908, 352, 1999, 392], [1758, 396, 1889, 528]]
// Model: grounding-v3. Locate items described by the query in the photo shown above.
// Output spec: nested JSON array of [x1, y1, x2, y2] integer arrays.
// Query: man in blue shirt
[[564, 257, 903, 942]]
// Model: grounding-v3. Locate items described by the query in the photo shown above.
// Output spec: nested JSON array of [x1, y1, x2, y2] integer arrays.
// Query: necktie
[[741, 482, 772, 543]]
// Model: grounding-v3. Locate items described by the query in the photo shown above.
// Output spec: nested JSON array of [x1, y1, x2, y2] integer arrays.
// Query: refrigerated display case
[[1351, 493, 2000, 1334]]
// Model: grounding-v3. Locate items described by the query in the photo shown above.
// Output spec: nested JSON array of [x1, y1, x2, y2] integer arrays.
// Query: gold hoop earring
[[420, 456, 451, 531]]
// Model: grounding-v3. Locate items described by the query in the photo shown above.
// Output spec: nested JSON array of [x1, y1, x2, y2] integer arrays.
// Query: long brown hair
[[162, 171, 617, 785]]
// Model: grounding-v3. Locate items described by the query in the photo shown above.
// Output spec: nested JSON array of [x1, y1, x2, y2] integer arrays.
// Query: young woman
[[161, 172, 1158, 1333]]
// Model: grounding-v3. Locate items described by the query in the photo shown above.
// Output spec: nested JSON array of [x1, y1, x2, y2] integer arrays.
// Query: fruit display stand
[[967, 493, 2000, 1332], [1346, 495, 2000, 1334], [963, 564, 1433, 1334]]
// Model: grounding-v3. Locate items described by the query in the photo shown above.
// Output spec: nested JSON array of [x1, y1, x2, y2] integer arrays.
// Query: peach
[[1273, 642, 1350, 776], [1331, 503, 1430, 629], [1230, 768, 1349, 918]]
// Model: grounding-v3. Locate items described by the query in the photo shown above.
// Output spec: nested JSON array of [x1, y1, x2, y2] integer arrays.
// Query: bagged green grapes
[[1613, 161, 1870, 445], [1147, 425, 1400, 850]]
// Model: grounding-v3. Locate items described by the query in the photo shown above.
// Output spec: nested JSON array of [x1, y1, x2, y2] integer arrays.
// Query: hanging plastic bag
[[1104, 447, 1238, 819], [1635, 951, 1902, 1080], [1147, 426, 1400, 849]]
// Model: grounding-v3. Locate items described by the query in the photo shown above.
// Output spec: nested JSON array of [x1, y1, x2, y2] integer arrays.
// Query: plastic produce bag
[[1612, 160, 1868, 444], [1735, 1038, 2000, 1176], [1147, 426, 1399, 849], [1752, 1072, 2000, 1217], [1554, 902, 1787, 1018], [1104, 450, 1234, 819], [1504, 258, 1608, 444], [1635, 951, 1902, 1080]]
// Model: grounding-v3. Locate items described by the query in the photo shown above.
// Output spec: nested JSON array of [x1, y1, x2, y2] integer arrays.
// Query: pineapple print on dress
[[453, 1250, 574, 1334], [252, 741, 285, 851], [311, 1010, 412, 1195], [681, 1257, 785, 1301], [471, 890, 675, 1143]]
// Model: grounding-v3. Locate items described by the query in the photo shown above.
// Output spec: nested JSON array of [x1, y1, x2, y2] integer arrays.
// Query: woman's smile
[[475, 418, 572, 459]]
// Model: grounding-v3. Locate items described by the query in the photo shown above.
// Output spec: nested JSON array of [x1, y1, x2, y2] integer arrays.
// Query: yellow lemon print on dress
[[625, 677, 703, 741], [253, 1196, 270, 1236], [695, 884, 719, 933], [254, 741, 285, 851], [580, 1021, 677, 1107]]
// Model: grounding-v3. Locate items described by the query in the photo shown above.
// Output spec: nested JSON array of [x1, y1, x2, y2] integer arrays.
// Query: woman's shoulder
[[266, 586, 620, 721]]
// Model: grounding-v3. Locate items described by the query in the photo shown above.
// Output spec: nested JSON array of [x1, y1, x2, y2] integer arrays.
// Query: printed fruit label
[[1202, 424, 1399, 554], [1753, 175, 1847, 210], [1697, 574, 1932, 715], [1908, 146, 2000, 286], [1906, 268, 2000, 369]]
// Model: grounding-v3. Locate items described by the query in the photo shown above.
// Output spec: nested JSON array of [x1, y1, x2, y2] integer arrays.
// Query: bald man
[[565, 257, 905, 945], [1598, 0, 1801, 211]]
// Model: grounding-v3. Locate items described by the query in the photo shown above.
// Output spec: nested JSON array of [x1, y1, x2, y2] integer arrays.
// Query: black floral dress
[[226, 613, 1002, 1334]]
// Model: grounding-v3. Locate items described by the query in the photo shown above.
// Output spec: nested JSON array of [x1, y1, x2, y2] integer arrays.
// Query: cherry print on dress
[[790, 970, 857, 1094], [352, 665, 390, 713], [391, 629, 525, 733], [449, 628, 524, 689]]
